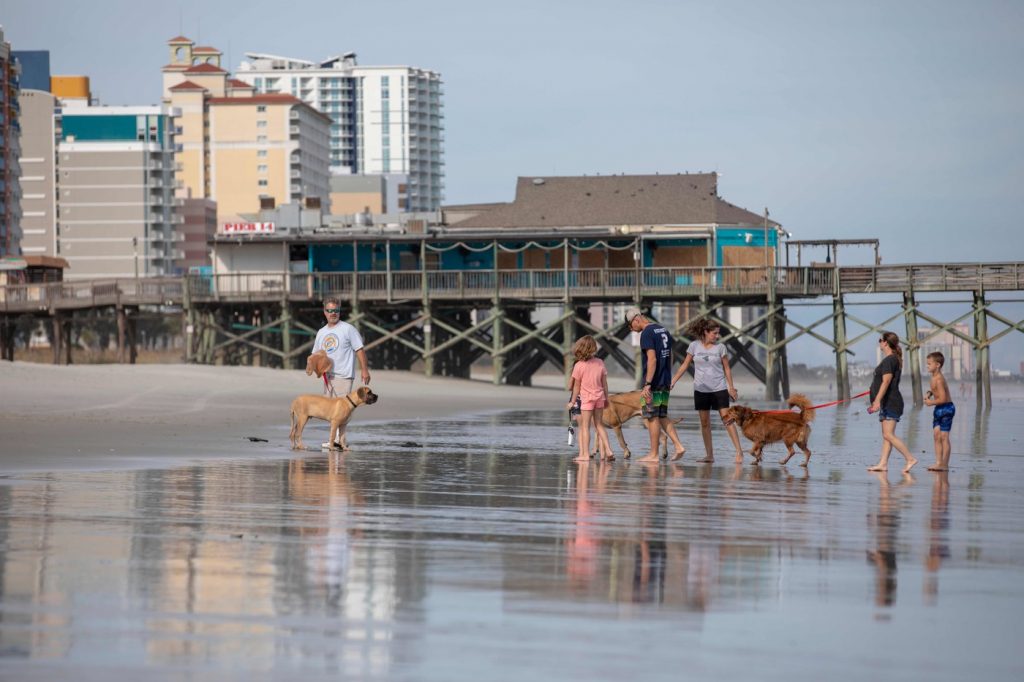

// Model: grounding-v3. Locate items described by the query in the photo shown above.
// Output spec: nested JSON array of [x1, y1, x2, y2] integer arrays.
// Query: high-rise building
[[162, 37, 331, 223], [1, 27, 23, 257], [16, 88, 59, 258], [13, 49, 60, 259], [236, 52, 444, 211], [58, 105, 179, 279], [12, 50, 49, 92]]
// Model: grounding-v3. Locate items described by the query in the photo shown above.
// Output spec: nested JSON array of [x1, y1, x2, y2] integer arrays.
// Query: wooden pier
[[3, 262, 1023, 408]]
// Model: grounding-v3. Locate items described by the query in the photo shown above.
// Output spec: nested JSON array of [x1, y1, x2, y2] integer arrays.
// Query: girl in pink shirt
[[567, 336, 614, 462]]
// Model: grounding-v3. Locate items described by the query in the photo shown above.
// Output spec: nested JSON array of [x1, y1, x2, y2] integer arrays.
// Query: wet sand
[[1, 362, 1023, 680], [0, 361, 562, 472]]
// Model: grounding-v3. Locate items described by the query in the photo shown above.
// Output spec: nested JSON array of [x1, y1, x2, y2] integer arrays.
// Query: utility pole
[[132, 236, 139, 280], [763, 207, 770, 268]]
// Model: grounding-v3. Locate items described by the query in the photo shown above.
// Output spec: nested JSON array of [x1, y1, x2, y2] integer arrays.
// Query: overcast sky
[[4, 0, 1023, 368]]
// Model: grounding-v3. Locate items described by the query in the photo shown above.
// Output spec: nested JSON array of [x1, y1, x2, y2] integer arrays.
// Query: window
[[257, 149, 267, 158], [257, 120, 267, 128], [257, 105, 266, 112], [258, 164, 268, 173], [258, 179, 268, 187], [257, 135, 267, 143]]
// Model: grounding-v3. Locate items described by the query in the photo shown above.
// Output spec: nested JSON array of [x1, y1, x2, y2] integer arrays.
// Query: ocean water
[[0, 398, 1022, 681]]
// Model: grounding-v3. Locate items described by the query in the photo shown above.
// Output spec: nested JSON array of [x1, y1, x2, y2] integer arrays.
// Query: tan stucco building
[[162, 37, 330, 224]]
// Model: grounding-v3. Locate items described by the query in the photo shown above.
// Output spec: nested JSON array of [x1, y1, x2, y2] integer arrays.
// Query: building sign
[[220, 222, 275, 234]]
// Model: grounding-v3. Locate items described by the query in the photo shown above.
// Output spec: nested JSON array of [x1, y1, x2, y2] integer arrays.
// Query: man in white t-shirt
[[311, 297, 371, 398]]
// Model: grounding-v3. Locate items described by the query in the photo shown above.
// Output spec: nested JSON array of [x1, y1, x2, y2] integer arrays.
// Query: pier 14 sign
[[220, 222, 275, 234]]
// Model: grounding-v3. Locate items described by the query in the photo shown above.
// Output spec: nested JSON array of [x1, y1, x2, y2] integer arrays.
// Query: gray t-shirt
[[687, 341, 728, 392]]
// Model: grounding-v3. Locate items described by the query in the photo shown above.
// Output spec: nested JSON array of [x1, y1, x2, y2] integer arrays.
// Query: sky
[[4, 0, 1024, 370]]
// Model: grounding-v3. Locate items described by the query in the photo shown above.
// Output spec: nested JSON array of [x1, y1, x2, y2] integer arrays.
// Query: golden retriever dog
[[594, 390, 681, 459], [724, 394, 815, 466], [306, 350, 335, 395], [289, 386, 378, 451]]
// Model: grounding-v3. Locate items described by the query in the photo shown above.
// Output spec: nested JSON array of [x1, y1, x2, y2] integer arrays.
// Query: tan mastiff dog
[[289, 386, 379, 451], [597, 390, 681, 459]]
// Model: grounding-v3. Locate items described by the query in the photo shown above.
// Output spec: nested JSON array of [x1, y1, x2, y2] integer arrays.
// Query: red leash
[[760, 390, 870, 414]]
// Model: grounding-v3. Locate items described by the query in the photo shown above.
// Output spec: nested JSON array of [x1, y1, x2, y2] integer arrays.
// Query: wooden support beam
[[492, 302, 503, 385], [904, 292, 923, 407], [499, 309, 574, 357], [427, 312, 497, 357], [974, 291, 991, 409], [117, 306, 127, 364], [843, 310, 908, 347], [360, 314, 427, 355], [834, 294, 849, 400]]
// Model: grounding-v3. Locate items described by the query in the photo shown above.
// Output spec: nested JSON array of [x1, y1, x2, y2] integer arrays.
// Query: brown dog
[[306, 350, 334, 395], [289, 386, 379, 451], [594, 390, 681, 459], [725, 394, 815, 466]]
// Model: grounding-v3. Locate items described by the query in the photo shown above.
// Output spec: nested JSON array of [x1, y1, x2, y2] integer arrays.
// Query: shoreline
[[3, 360, 1018, 475], [0, 361, 563, 474]]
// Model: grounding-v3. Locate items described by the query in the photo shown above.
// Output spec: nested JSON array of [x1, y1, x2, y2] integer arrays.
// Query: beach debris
[[246, 436, 269, 443], [399, 441, 422, 448]]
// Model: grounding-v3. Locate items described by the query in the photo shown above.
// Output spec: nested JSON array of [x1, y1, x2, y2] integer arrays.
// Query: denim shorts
[[878, 408, 902, 422], [933, 402, 956, 432]]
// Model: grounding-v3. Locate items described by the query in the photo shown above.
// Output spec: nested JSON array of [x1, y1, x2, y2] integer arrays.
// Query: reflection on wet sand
[[924, 471, 950, 605], [0, 403, 1022, 679], [866, 471, 910, 608]]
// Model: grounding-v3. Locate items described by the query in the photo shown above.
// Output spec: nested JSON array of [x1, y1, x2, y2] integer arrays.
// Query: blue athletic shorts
[[932, 402, 956, 432]]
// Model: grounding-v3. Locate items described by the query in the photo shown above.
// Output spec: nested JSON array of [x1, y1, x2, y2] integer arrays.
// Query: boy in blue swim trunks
[[923, 351, 955, 471]]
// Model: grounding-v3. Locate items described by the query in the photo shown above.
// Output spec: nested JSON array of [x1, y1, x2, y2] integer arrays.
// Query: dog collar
[[346, 395, 357, 408]]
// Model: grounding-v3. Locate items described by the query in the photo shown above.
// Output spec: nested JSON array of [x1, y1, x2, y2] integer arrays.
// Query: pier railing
[[3, 263, 1023, 313]]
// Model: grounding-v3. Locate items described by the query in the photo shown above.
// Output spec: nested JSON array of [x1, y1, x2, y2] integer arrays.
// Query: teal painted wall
[[62, 114, 167, 143], [715, 227, 777, 266]]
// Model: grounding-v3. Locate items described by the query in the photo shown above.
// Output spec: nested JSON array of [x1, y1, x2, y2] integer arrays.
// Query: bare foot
[[637, 453, 661, 463], [734, 453, 744, 463], [573, 457, 590, 463], [867, 464, 887, 472], [903, 457, 918, 474], [671, 447, 686, 462], [603, 453, 615, 462], [696, 456, 714, 464], [927, 465, 948, 472]]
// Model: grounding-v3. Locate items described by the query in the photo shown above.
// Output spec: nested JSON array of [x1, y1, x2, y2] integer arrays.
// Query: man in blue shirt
[[625, 307, 687, 463]]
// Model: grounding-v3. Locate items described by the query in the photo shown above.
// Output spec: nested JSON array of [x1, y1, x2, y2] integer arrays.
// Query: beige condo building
[[16, 89, 59, 258], [162, 37, 330, 223]]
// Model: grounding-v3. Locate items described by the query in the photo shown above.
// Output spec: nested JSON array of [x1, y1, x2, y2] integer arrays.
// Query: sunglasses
[[324, 308, 340, 314]]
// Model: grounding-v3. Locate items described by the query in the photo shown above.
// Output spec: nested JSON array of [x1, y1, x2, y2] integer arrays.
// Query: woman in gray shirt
[[671, 318, 744, 464]]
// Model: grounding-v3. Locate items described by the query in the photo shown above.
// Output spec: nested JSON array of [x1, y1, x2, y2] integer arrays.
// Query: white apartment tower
[[236, 53, 444, 212]]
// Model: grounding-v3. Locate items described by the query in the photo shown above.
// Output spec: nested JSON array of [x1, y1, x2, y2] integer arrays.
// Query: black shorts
[[694, 389, 730, 411]]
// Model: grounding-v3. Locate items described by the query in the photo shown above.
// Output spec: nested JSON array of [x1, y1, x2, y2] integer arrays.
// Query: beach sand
[[0, 360, 563, 472]]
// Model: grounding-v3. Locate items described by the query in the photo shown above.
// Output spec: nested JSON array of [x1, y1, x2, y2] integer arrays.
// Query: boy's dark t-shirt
[[869, 354, 904, 416], [640, 323, 673, 388]]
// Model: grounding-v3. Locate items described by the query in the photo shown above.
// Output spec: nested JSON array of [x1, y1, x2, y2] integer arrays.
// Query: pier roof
[[448, 173, 780, 229]]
